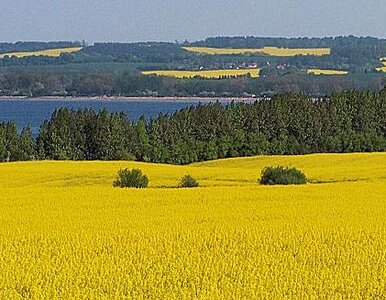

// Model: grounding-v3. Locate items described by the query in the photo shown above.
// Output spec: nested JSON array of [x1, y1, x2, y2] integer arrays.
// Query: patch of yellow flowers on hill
[[376, 57, 386, 72], [0, 153, 385, 298], [307, 69, 349, 75], [0, 47, 83, 58], [142, 68, 260, 79], [183, 46, 331, 57]]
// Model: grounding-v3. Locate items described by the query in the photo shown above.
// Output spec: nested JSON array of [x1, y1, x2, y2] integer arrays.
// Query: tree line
[[1, 90, 386, 164], [191, 36, 386, 53], [1, 69, 385, 98]]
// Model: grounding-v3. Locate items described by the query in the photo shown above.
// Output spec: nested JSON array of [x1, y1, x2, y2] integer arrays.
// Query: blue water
[[0, 98, 236, 135]]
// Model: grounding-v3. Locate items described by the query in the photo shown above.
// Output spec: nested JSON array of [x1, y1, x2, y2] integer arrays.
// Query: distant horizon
[[2, 34, 386, 44]]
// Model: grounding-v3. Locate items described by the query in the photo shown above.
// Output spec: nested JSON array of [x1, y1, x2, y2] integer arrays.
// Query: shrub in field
[[179, 175, 199, 188], [113, 168, 149, 188], [260, 166, 307, 185]]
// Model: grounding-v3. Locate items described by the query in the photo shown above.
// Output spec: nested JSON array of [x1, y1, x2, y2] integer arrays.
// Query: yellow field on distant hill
[[0, 153, 385, 298], [307, 68, 349, 75], [376, 58, 386, 72], [183, 46, 331, 57], [0, 47, 83, 58], [142, 68, 260, 78]]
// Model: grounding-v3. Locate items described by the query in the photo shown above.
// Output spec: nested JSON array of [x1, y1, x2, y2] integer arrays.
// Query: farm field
[[0, 47, 83, 58], [142, 68, 260, 78], [307, 68, 349, 75], [0, 153, 385, 298], [183, 46, 331, 56], [376, 58, 386, 72]]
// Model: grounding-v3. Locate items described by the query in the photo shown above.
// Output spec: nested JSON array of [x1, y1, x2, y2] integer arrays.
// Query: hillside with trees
[[0, 36, 385, 97]]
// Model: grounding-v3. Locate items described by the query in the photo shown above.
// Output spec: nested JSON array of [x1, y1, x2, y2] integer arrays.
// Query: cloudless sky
[[1, 0, 385, 42]]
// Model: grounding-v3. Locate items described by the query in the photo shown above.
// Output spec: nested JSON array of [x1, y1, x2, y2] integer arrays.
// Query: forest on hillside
[[0, 36, 385, 96]]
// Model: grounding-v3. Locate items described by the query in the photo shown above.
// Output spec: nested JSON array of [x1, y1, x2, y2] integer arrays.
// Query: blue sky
[[1, 0, 385, 42]]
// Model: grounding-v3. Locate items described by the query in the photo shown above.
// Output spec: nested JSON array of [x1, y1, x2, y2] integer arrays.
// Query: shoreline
[[0, 96, 261, 102]]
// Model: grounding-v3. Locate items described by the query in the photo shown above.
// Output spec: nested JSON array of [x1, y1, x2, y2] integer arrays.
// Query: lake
[[0, 98, 244, 135]]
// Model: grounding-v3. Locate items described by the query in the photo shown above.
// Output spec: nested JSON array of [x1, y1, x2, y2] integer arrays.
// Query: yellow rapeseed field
[[0, 47, 83, 58], [183, 46, 331, 57], [307, 69, 349, 75], [142, 68, 260, 78], [376, 58, 386, 72], [0, 153, 385, 298]]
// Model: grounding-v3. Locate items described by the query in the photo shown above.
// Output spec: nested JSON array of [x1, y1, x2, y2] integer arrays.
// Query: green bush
[[259, 166, 307, 185], [179, 175, 199, 188], [113, 168, 149, 188]]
